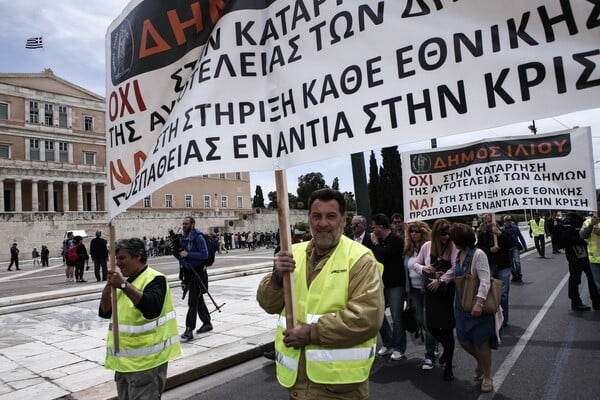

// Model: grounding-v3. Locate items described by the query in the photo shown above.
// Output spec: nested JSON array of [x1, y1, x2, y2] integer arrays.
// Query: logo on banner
[[111, 20, 134, 83]]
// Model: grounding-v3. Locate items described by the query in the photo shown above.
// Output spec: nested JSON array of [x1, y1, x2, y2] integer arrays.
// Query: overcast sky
[[1, 0, 598, 196]]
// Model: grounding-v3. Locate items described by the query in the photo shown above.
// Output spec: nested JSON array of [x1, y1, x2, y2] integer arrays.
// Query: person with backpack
[[173, 216, 213, 342], [71, 236, 89, 283]]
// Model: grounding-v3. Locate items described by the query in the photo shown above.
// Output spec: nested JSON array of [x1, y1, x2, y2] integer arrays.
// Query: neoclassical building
[[0, 70, 254, 260]]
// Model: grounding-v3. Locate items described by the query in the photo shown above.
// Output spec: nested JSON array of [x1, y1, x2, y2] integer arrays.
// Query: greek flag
[[25, 37, 43, 49]]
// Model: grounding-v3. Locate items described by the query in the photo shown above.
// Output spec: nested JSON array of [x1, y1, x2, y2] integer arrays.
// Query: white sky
[[1, 0, 598, 196]]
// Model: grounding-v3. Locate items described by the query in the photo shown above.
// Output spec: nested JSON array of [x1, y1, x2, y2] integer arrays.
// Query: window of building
[[0, 102, 8, 120], [44, 103, 53, 125], [58, 105, 68, 128], [143, 196, 152, 208], [84, 151, 96, 165], [29, 101, 39, 124], [45, 141, 55, 161], [203, 195, 211, 208], [220, 196, 228, 208], [0, 143, 10, 158], [84, 115, 93, 131], [235, 172, 241, 180], [185, 194, 193, 208], [219, 173, 226, 179], [30, 139, 40, 160], [59, 142, 68, 162], [165, 194, 173, 208], [237, 196, 243, 208]]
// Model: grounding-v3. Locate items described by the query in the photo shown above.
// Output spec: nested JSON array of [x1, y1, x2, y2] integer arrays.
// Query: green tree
[[267, 191, 299, 209], [378, 146, 403, 216], [331, 177, 340, 191], [368, 150, 380, 214], [296, 172, 326, 209], [343, 191, 356, 212], [252, 185, 265, 208]]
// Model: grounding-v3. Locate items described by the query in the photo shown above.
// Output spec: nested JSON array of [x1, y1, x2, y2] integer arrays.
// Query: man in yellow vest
[[257, 188, 384, 399], [99, 238, 181, 399], [580, 201, 600, 306], [529, 212, 546, 258]]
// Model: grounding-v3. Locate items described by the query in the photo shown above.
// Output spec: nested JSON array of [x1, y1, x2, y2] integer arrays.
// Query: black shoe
[[263, 350, 276, 360], [593, 301, 600, 311], [196, 323, 213, 334], [16, 268, 21, 270], [7, 269, 11, 271], [438, 353, 449, 367], [511, 277, 522, 283], [80, 279, 87, 283], [572, 303, 591, 311], [181, 328, 194, 341], [444, 367, 454, 381]]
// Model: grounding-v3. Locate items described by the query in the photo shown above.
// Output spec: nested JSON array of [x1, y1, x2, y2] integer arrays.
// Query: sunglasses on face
[[410, 230, 421, 234]]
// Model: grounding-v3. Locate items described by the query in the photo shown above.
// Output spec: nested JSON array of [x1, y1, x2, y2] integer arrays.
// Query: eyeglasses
[[439, 231, 449, 236], [410, 230, 422, 234]]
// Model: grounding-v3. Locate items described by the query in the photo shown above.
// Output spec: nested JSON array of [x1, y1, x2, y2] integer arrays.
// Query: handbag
[[455, 250, 502, 314], [403, 302, 420, 334]]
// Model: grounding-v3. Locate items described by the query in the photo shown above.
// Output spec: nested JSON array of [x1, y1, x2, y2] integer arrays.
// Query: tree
[[331, 177, 340, 191], [296, 172, 326, 209], [343, 191, 356, 212], [368, 150, 380, 214], [252, 185, 265, 208], [267, 191, 300, 209], [378, 146, 403, 216]]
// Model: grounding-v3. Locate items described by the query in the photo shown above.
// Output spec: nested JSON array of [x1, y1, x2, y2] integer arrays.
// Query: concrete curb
[[67, 332, 275, 400]]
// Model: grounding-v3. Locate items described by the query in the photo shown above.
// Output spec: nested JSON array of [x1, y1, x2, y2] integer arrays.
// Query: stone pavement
[[0, 271, 277, 400]]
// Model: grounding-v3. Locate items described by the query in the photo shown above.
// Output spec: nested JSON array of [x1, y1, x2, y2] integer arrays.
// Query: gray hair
[[114, 238, 147, 263]]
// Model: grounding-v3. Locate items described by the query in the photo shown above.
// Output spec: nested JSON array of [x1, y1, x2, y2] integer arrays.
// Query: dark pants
[[534, 235, 545, 257], [8, 257, 19, 270], [94, 258, 108, 281], [184, 267, 211, 329], [75, 261, 85, 281], [41, 256, 49, 267], [428, 327, 454, 368], [566, 251, 600, 305]]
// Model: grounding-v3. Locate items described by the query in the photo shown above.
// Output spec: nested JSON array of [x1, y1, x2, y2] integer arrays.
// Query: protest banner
[[401, 127, 597, 222], [105, 0, 600, 220]]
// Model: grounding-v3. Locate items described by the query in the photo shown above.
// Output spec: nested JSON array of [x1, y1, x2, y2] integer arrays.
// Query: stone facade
[[0, 208, 308, 262]]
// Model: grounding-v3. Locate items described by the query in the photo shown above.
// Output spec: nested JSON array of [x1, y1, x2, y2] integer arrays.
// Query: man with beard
[[257, 188, 384, 400]]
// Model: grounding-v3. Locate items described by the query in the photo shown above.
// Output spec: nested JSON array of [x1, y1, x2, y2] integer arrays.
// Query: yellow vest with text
[[105, 267, 181, 372], [275, 236, 381, 388], [583, 218, 600, 263], [530, 219, 545, 236]]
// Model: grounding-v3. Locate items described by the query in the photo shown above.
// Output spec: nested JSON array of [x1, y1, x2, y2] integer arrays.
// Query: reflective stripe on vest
[[583, 218, 600, 263], [109, 310, 177, 334], [107, 334, 180, 357], [275, 236, 378, 388]]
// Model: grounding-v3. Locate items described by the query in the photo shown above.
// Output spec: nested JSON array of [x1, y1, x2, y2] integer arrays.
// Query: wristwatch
[[120, 281, 128, 290]]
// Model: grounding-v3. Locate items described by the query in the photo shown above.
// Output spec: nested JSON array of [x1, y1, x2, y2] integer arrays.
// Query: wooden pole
[[109, 223, 120, 353], [275, 170, 296, 329]]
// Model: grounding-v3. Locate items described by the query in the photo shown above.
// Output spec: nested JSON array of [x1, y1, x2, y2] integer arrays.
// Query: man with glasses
[[351, 215, 373, 249], [391, 213, 406, 241], [501, 215, 527, 283]]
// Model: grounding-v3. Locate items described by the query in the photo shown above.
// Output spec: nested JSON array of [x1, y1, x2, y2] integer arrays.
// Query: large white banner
[[401, 127, 597, 222], [106, 0, 600, 219]]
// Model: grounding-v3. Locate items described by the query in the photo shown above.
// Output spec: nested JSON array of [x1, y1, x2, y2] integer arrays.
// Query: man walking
[[257, 188, 384, 399], [501, 215, 527, 282], [90, 231, 109, 282], [529, 213, 546, 258], [174, 216, 213, 342], [99, 238, 181, 399], [7, 243, 20, 271]]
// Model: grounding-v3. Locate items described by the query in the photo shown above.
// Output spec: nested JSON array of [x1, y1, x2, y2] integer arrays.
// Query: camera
[[168, 229, 183, 252]]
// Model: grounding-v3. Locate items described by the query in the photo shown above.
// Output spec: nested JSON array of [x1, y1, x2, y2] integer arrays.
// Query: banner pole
[[109, 222, 120, 353], [275, 170, 296, 329]]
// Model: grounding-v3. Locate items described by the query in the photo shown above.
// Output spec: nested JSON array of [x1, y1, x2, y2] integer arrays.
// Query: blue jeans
[[410, 289, 437, 361], [380, 286, 407, 353], [509, 247, 522, 280], [491, 265, 511, 324]]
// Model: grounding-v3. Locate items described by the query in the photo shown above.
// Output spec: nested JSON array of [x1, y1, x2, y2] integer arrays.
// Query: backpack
[[201, 233, 216, 267], [67, 244, 79, 264]]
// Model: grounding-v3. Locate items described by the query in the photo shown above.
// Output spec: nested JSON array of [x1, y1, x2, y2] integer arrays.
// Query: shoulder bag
[[455, 250, 502, 314]]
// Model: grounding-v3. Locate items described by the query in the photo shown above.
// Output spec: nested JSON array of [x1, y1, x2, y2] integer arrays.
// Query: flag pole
[[109, 222, 120, 352], [275, 170, 296, 329]]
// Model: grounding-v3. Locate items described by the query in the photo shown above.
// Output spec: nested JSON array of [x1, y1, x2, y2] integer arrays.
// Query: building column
[[0, 179, 4, 212], [90, 183, 97, 211], [31, 180, 39, 212], [77, 182, 83, 211], [62, 182, 69, 212], [47, 181, 55, 212], [14, 179, 22, 212]]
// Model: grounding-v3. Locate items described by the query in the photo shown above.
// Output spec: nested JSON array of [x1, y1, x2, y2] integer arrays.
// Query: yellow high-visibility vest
[[583, 218, 600, 264], [530, 219, 545, 236]]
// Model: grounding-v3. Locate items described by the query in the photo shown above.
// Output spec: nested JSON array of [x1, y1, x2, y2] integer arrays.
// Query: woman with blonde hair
[[413, 218, 457, 381], [404, 221, 437, 371]]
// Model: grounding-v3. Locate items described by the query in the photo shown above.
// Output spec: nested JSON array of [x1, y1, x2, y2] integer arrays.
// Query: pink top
[[412, 241, 457, 284]]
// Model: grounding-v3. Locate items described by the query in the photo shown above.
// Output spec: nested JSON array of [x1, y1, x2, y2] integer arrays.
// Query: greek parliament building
[[0, 69, 283, 261]]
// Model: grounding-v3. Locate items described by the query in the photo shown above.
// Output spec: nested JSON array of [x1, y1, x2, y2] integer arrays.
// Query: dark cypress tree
[[252, 185, 265, 208], [380, 146, 403, 216], [368, 150, 379, 215]]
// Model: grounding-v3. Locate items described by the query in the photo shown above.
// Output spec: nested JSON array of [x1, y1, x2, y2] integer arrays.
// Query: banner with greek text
[[401, 127, 597, 222], [105, 0, 600, 220]]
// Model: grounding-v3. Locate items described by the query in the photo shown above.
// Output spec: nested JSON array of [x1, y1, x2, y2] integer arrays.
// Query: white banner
[[105, 0, 600, 219], [401, 127, 597, 222]]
